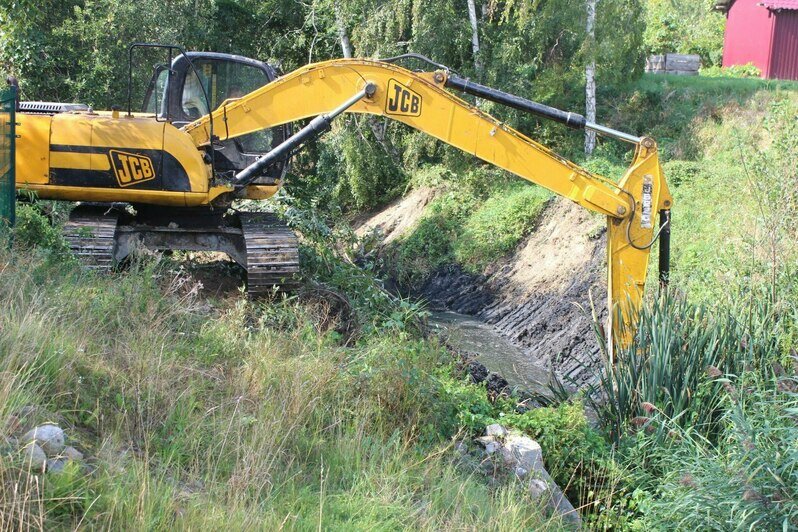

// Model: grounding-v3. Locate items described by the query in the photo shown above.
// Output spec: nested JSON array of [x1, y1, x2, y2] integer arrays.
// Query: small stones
[[21, 443, 47, 471], [486, 423, 508, 438], [46, 458, 67, 474], [8, 415, 84, 475], [22, 424, 65, 456], [484, 441, 502, 454], [62, 446, 84, 461]]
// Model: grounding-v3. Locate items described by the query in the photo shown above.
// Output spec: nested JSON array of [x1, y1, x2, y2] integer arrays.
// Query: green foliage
[[644, 0, 726, 67], [588, 293, 783, 443], [455, 183, 551, 271], [0, 246, 550, 529], [621, 373, 798, 530], [388, 169, 550, 285], [701, 62, 762, 79], [13, 202, 74, 264]]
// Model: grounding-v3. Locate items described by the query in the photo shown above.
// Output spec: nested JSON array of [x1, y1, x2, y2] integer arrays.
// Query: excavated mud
[[361, 195, 609, 389], [421, 199, 608, 388]]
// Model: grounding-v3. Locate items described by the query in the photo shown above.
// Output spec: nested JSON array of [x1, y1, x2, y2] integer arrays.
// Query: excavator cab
[[141, 50, 290, 183]]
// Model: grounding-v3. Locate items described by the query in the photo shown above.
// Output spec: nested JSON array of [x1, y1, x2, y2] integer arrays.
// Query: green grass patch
[[389, 173, 551, 286], [0, 232, 557, 529]]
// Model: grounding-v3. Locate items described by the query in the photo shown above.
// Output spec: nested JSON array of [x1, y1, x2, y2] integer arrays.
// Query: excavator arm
[[184, 58, 672, 350]]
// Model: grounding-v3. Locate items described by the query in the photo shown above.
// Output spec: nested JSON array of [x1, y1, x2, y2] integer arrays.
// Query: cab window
[[180, 59, 269, 121], [143, 67, 169, 116]]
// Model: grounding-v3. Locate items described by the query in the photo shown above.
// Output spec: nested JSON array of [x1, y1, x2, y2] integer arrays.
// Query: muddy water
[[429, 311, 552, 395]]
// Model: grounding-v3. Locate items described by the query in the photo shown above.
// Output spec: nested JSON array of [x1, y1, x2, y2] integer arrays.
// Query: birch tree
[[331, 0, 401, 165], [585, 0, 597, 155], [466, 0, 482, 75], [333, 0, 353, 58]]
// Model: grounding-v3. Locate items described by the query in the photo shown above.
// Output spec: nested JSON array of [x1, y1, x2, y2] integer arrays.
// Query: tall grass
[[0, 248, 554, 530], [589, 293, 783, 443]]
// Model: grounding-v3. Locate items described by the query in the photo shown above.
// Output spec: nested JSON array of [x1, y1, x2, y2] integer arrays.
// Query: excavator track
[[63, 206, 119, 272], [239, 212, 300, 296]]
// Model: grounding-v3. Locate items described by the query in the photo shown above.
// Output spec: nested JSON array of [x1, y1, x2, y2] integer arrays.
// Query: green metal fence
[[0, 86, 15, 227]]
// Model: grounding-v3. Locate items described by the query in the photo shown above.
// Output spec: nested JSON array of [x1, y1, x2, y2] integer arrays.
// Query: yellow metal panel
[[163, 123, 210, 193], [50, 151, 92, 170], [15, 114, 52, 185], [18, 184, 217, 207], [49, 114, 95, 147], [242, 185, 280, 200], [607, 142, 672, 352], [90, 115, 165, 150], [91, 153, 111, 171]]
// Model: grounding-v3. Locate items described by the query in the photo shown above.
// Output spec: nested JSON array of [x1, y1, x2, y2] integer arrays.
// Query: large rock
[[22, 424, 65, 456], [62, 446, 84, 461], [475, 426, 581, 527], [500, 435, 543, 472]]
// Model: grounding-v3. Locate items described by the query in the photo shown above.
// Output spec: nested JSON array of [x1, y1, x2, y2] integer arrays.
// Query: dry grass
[[0, 250, 553, 530]]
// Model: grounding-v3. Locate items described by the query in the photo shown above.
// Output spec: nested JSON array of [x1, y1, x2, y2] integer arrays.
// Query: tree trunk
[[332, 0, 402, 166], [584, 0, 597, 155], [467, 0, 482, 75], [333, 0, 353, 58]]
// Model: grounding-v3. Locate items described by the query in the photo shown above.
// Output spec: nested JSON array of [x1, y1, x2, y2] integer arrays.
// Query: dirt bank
[[359, 192, 608, 388]]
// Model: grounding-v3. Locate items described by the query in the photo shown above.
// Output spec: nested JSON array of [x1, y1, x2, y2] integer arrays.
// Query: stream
[[428, 311, 552, 396]]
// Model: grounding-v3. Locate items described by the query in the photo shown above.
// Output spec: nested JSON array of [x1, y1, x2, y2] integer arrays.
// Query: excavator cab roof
[[142, 50, 281, 126]]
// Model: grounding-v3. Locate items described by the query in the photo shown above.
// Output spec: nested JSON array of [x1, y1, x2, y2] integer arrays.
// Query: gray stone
[[500, 435, 543, 472], [528, 478, 549, 499], [529, 468, 582, 527], [484, 441, 502, 455], [62, 446, 84, 461], [22, 424, 65, 457], [475, 435, 495, 446], [486, 423, 508, 439], [46, 458, 67, 474], [514, 466, 528, 479], [21, 443, 47, 471]]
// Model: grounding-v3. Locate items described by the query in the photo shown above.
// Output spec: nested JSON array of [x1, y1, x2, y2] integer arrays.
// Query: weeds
[[0, 238, 549, 529]]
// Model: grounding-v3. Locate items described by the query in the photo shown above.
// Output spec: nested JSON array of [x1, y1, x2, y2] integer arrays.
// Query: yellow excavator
[[11, 44, 671, 348]]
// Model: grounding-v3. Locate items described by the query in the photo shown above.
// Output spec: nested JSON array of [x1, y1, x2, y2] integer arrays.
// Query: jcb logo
[[109, 150, 156, 187], [385, 79, 422, 117]]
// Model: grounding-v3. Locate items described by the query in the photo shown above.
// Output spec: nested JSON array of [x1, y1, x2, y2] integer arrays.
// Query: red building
[[715, 0, 798, 80]]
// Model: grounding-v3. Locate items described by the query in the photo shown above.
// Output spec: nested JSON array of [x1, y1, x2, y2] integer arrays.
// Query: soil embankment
[[359, 194, 607, 388]]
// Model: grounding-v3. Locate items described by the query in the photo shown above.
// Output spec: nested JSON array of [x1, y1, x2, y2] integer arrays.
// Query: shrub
[[700, 63, 762, 79], [627, 373, 798, 530], [454, 183, 550, 272]]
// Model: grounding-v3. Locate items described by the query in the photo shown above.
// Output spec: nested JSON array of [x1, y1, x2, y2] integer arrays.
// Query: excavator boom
[[184, 58, 672, 347], [12, 50, 670, 348]]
